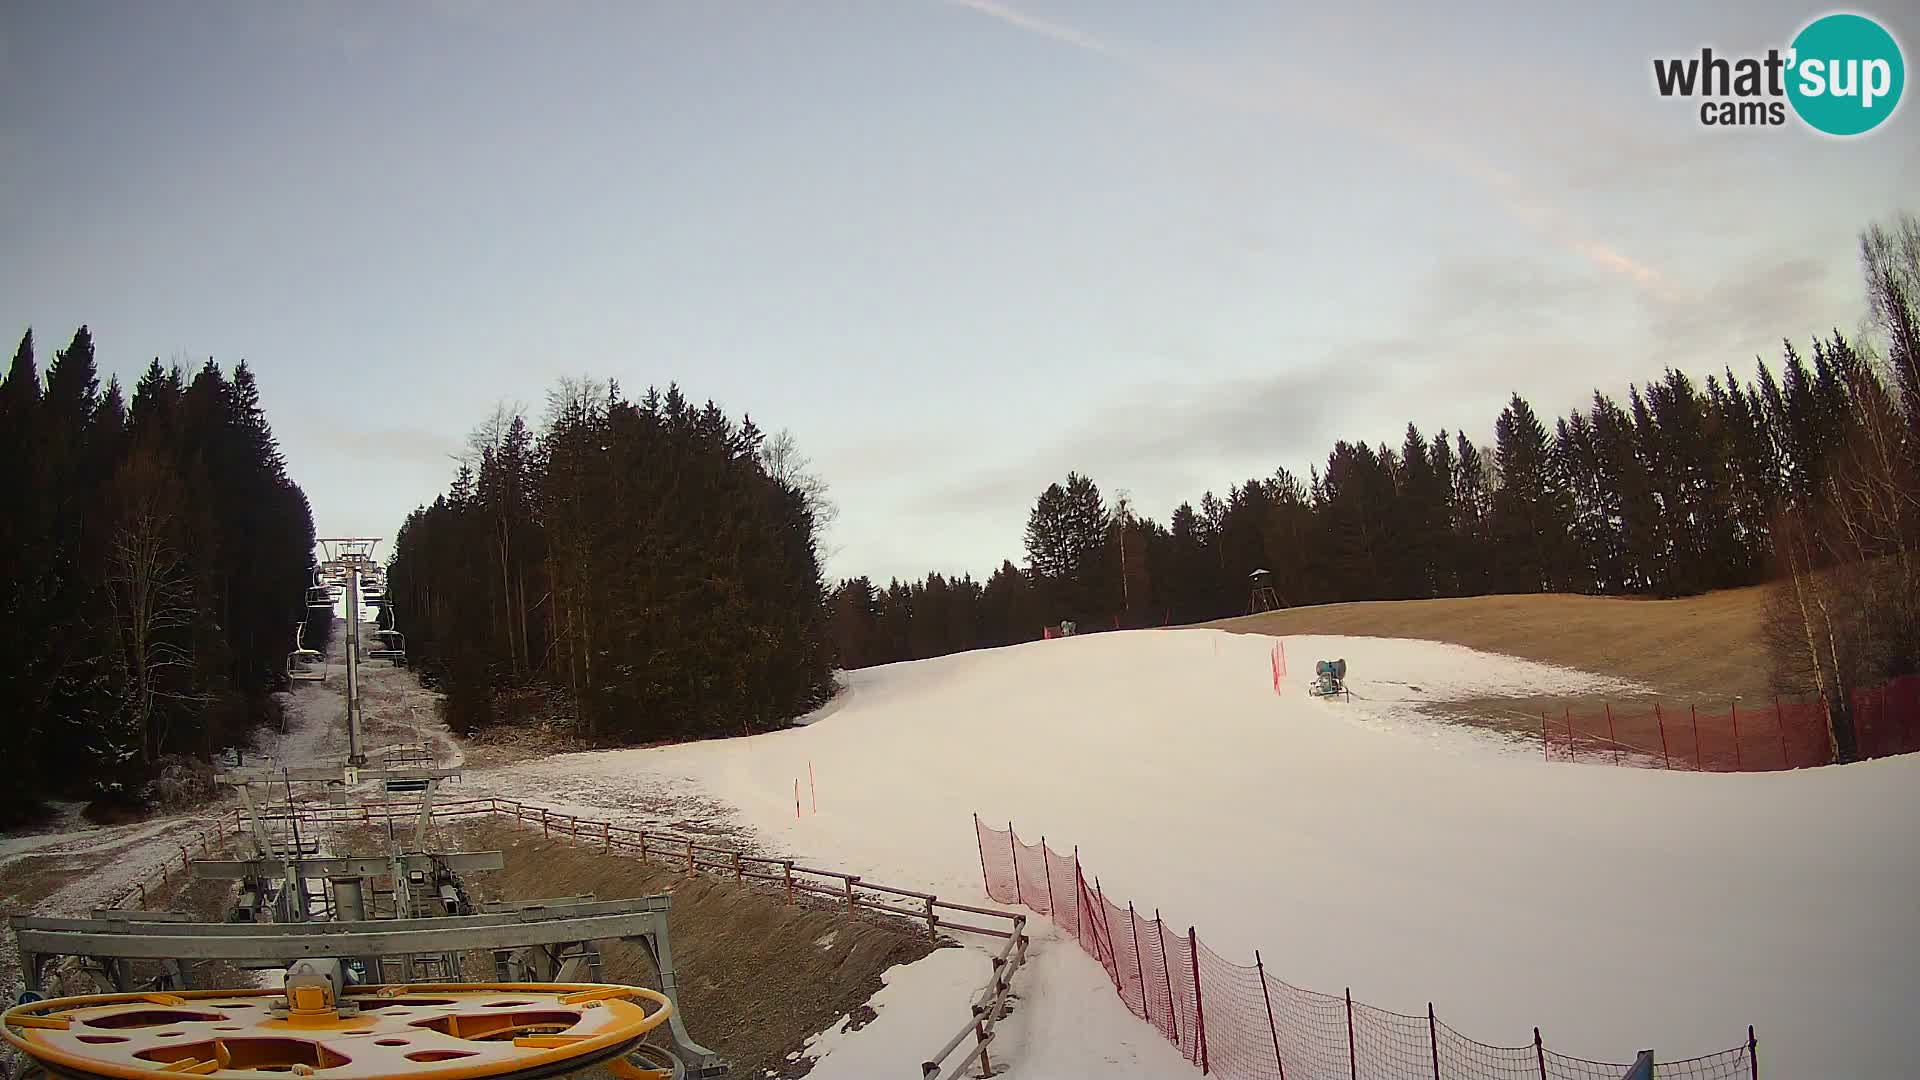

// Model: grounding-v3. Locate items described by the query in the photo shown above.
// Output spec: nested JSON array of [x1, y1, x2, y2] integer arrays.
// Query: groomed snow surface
[[459, 630, 1920, 1079]]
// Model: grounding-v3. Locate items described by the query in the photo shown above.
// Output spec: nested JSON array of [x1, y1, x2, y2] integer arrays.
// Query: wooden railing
[[106, 794, 1033, 1078], [920, 914, 1030, 1079]]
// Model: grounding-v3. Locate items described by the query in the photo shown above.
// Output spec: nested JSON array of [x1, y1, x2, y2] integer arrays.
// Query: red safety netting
[[1545, 675, 1920, 772], [1855, 674, 1920, 759], [1047, 842, 1082, 936], [976, 816, 1759, 1079]]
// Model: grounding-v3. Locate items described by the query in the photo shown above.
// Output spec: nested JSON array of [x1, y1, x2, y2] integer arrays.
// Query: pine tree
[[1023, 472, 1111, 621], [1452, 433, 1494, 593], [1426, 430, 1461, 594], [1490, 394, 1572, 592], [1557, 410, 1610, 592], [1395, 424, 1446, 597]]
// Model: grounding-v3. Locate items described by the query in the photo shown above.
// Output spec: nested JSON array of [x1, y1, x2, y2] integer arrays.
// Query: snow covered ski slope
[[463, 629, 1920, 1079]]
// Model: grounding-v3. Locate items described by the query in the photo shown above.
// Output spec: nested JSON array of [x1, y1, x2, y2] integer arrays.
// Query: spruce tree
[[1490, 394, 1572, 592]]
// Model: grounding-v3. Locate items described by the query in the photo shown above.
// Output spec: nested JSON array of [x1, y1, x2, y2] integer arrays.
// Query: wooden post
[[1071, 847, 1082, 939], [1748, 1024, 1758, 1079], [637, 831, 648, 861], [1534, 1027, 1546, 1080], [782, 862, 795, 904], [1257, 951, 1285, 1079], [1605, 703, 1620, 764], [731, 851, 743, 884], [973, 814, 990, 897], [844, 875, 858, 916], [923, 896, 938, 940], [541, 807, 549, 837], [1041, 836, 1055, 914], [1427, 1003, 1440, 1080], [602, 821, 611, 851], [1345, 988, 1357, 1080], [1731, 701, 1744, 769], [1007, 822, 1020, 906], [1093, 878, 1110, 966], [570, 816, 580, 839], [1690, 704, 1704, 770], [1656, 703, 1672, 768], [1156, 909, 1178, 1043], [1189, 928, 1209, 1074], [1129, 902, 1151, 1027], [685, 838, 695, 876]]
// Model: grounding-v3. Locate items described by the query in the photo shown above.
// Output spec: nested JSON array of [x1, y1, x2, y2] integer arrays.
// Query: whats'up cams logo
[[1654, 12, 1905, 135]]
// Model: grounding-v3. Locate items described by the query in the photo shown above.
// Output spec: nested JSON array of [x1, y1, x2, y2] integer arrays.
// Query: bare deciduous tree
[[760, 428, 839, 556], [104, 449, 199, 764], [1765, 214, 1920, 761]]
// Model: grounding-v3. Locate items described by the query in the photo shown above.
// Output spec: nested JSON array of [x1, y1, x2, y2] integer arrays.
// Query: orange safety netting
[[977, 817, 1757, 1080]]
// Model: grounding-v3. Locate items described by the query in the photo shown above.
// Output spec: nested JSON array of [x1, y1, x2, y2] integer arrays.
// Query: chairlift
[[367, 628, 407, 663], [286, 623, 325, 682], [304, 573, 333, 608]]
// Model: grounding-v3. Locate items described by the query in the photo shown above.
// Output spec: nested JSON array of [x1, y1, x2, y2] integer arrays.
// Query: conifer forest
[[4, 213, 1915, 811]]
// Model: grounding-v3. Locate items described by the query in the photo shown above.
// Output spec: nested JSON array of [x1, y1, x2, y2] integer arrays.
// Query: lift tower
[[317, 537, 382, 766]]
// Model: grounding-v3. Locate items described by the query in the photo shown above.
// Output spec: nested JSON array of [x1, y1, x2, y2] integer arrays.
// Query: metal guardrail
[[13, 900, 677, 961]]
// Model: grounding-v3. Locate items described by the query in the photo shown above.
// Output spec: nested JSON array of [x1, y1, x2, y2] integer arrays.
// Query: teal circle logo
[[1787, 13, 1905, 135]]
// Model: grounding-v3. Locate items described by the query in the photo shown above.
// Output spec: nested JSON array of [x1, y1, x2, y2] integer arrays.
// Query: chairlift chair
[[367, 628, 406, 663], [286, 623, 325, 682], [304, 574, 333, 608]]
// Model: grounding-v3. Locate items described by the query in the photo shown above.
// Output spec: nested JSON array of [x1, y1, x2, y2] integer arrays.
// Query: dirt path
[[0, 814, 222, 1002], [254, 617, 458, 774]]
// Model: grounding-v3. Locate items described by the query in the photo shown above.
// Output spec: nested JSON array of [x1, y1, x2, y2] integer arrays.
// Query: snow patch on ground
[[0, 814, 222, 1000], [1282, 631, 1646, 702], [789, 946, 983, 1078], [459, 628, 1920, 1079]]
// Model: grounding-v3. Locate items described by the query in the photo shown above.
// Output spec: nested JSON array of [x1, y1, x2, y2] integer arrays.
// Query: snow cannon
[[1309, 659, 1349, 701]]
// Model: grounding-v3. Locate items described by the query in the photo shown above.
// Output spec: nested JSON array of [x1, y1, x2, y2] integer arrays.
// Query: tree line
[[386, 380, 835, 743], [827, 339, 1854, 666], [0, 327, 319, 821], [829, 214, 1920, 751]]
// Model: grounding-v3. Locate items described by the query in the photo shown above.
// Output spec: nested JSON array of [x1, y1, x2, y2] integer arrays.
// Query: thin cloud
[[940, 0, 1673, 296], [944, 0, 1124, 60]]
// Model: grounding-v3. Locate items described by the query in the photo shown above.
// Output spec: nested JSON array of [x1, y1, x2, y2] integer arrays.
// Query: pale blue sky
[[4, 2, 1914, 582]]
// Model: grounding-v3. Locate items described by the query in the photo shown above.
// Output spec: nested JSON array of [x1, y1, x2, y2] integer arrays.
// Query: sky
[[3, 1, 1915, 583]]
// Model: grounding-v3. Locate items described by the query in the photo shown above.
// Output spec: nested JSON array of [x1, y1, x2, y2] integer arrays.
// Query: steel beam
[[190, 851, 506, 881], [480, 895, 597, 913], [218, 766, 461, 785], [14, 907, 674, 962]]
